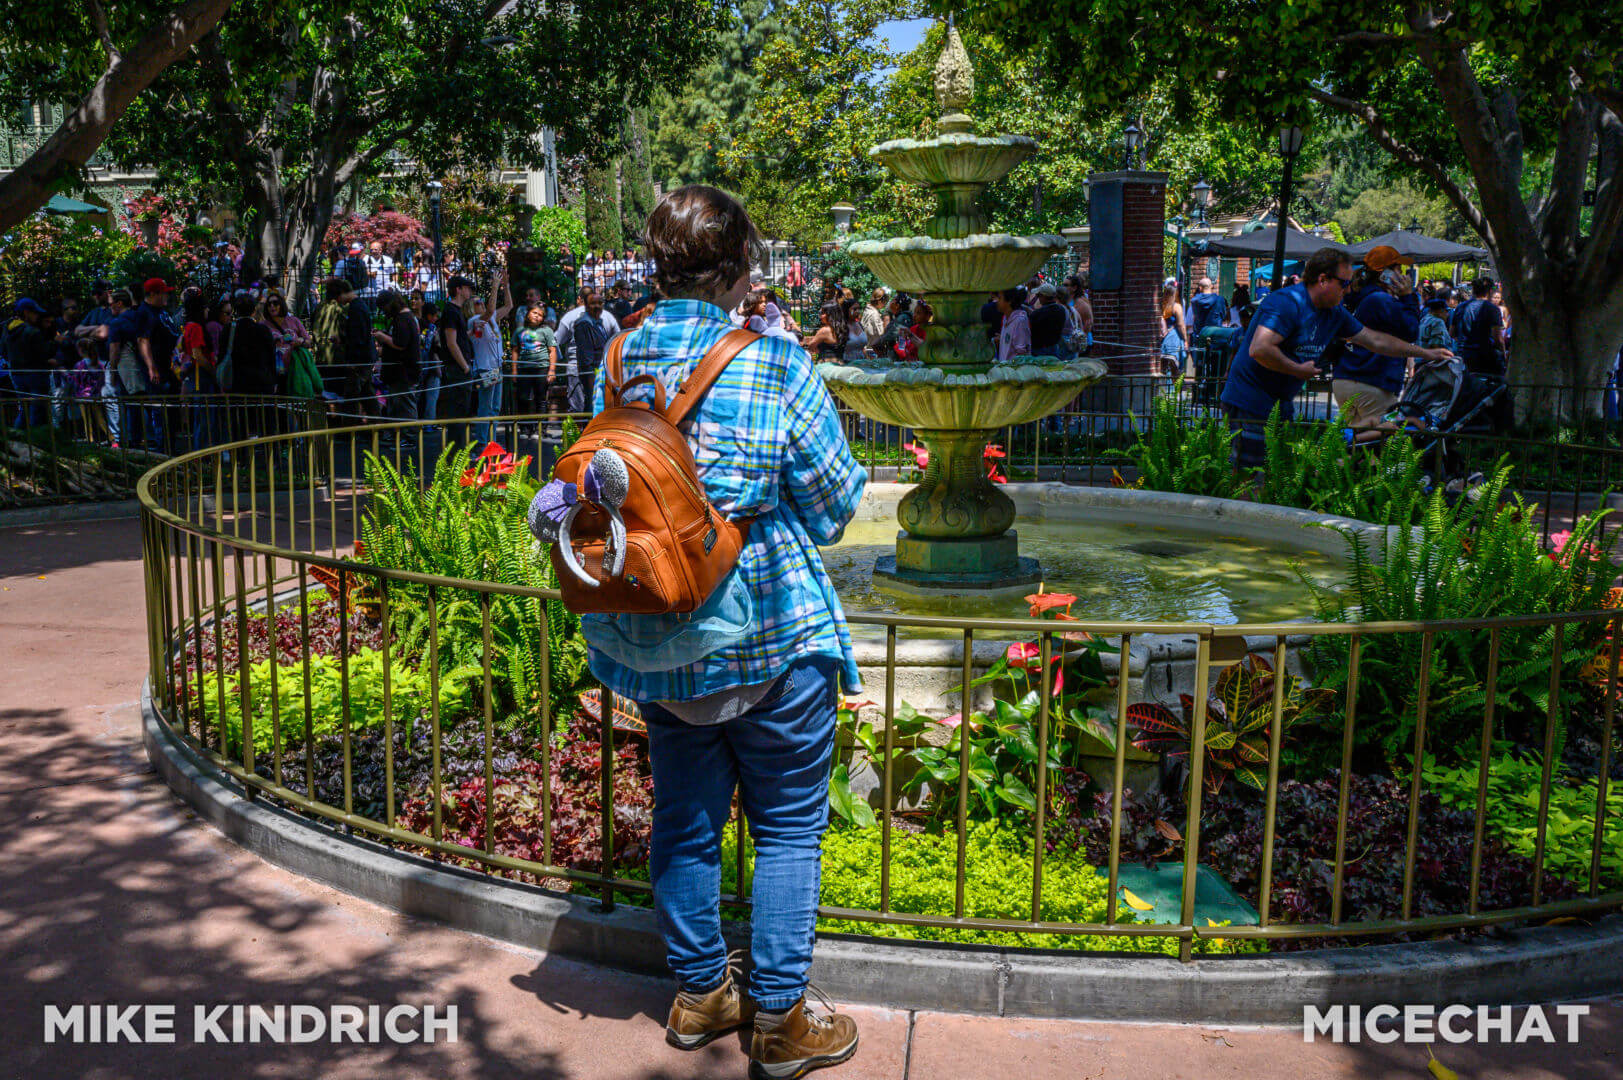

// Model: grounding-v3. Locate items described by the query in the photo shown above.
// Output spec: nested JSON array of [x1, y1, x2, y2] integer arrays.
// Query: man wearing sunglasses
[[1219, 246, 1452, 471]]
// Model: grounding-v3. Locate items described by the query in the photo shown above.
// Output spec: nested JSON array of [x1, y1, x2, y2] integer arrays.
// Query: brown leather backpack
[[548, 328, 759, 614]]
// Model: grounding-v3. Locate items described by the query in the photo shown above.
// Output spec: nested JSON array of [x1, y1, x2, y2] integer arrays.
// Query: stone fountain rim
[[850, 232, 1067, 257], [817, 357, 1106, 390], [870, 131, 1039, 156]]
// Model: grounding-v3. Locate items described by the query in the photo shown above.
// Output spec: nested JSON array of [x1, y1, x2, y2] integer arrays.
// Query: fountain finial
[[933, 22, 975, 135]]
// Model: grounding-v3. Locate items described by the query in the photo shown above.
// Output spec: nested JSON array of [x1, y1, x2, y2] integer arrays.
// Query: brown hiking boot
[[748, 992, 859, 1079], [665, 973, 755, 1050]]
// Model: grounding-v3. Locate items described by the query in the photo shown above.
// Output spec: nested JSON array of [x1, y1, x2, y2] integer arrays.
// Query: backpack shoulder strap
[[667, 329, 760, 427], [600, 331, 631, 397]]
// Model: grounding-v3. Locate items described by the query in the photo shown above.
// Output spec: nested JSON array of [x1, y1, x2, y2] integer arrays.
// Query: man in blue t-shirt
[[1451, 275, 1506, 377], [1187, 277, 1229, 336], [1220, 247, 1453, 470]]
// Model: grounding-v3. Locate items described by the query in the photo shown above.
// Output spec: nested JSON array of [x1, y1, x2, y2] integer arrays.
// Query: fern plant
[[360, 443, 590, 734], [1259, 410, 1427, 526], [1126, 381, 1240, 498], [1301, 469, 1619, 772]]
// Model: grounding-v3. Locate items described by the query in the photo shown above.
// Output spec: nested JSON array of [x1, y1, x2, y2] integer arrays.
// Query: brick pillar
[[1085, 170, 1166, 377]]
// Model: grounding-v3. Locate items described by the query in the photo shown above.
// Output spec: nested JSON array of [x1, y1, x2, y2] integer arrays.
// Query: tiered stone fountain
[[818, 25, 1106, 594]]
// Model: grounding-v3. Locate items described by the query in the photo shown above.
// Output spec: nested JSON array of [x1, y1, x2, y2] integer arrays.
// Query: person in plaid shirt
[[593, 185, 865, 1076]]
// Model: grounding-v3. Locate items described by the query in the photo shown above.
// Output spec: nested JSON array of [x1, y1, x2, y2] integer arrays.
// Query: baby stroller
[[1387, 357, 1508, 483]]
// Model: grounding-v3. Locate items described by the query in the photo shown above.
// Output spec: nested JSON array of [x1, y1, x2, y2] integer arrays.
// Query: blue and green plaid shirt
[[588, 298, 866, 702]]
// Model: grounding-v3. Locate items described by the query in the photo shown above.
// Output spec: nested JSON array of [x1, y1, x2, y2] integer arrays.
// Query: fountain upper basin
[[818, 359, 1107, 429], [870, 133, 1039, 186]]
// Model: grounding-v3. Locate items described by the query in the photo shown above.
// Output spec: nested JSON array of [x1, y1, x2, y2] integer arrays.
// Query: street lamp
[[1406, 219, 1422, 233], [1191, 179, 1212, 225], [1171, 213, 1187, 298], [426, 180, 444, 289], [1272, 124, 1305, 292], [1123, 121, 1142, 171]]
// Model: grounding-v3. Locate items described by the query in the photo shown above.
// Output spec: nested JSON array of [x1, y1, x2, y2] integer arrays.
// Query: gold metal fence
[[137, 415, 1623, 959]]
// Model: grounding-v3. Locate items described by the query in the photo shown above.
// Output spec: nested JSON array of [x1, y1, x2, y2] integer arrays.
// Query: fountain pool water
[[821, 485, 1388, 723], [825, 517, 1344, 625]]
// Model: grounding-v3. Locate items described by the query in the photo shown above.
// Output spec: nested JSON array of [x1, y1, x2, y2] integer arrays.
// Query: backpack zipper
[[596, 431, 709, 509]]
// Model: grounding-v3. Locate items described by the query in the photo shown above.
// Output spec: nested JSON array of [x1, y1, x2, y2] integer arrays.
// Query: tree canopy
[[0, 0, 237, 231], [951, 0, 1623, 416], [105, 0, 726, 297]]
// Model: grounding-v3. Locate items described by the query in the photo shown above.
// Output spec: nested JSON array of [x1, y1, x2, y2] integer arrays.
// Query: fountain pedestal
[[873, 426, 1042, 594], [818, 23, 1106, 594]]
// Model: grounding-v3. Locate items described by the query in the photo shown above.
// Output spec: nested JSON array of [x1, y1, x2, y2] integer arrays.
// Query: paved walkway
[[3, 514, 1622, 1079]]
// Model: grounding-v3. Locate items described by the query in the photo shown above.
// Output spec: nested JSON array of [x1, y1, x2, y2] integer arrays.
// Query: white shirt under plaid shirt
[[587, 298, 867, 702]]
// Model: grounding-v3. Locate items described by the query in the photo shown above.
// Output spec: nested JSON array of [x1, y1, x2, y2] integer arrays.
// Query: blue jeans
[[473, 376, 501, 444], [419, 368, 441, 421], [641, 655, 839, 1011]]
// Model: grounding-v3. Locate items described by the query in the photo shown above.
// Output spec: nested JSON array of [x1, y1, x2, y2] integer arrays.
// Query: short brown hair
[[1303, 247, 1350, 287], [645, 185, 762, 300]]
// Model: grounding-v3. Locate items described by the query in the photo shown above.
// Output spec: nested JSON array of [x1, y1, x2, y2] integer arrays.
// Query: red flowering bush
[[398, 716, 654, 881], [117, 190, 201, 270], [324, 210, 431, 255]]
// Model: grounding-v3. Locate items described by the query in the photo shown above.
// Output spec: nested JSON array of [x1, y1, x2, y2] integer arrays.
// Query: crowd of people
[[0, 277, 309, 450]]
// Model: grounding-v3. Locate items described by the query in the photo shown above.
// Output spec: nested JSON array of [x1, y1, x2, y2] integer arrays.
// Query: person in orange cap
[[1332, 245, 1427, 428]]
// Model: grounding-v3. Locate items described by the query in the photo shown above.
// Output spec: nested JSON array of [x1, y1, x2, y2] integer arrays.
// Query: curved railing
[[137, 412, 1623, 960]]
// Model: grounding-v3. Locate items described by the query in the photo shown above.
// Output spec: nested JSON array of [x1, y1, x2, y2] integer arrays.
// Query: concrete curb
[[144, 684, 1623, 1022]]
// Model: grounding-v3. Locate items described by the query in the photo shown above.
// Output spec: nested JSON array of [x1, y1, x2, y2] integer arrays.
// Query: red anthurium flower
[[841, 698, 877, 712], [1025, 591, 1079, 617], [937, 712, 963, 729], [986, 463, 1007, 484], [477, 441, 507, 460], [982, 444, 1006, 459], [1005, 640, 1064, 694], [903, 442, 930, 470], [1005, 641, 1040, 668]]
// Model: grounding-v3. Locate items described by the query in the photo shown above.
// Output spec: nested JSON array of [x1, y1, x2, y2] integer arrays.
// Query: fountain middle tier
[[848, 233, 1065, 295]]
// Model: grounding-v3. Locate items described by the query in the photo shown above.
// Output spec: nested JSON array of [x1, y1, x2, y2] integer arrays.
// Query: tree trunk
[[0, 0, 236, 232], [1500, 265, 1623, 425]]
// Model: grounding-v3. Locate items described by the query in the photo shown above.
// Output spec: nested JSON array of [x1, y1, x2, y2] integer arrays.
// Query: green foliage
[[192, 647, 480, 758], [948, 0, 1623, 404], [1303, 473, 1620, 771], [1334, 178, 1468, 244], [103, 0, 726, 291], [1129, 652, 1334, 793], [620, 111, 657, 246], [1128, 398, 1427, 525], [582, 162, 621, 252], [1258, 410, 1428, 525], [359, 444, 590, 731], [0, 213, 134, 302], [116, 247, 183, 292], [531, 205, 588, 260], [1425, 752, 1623, 893], [815, 822, 1255, 954], [648, 0, 782, 188], [1126, 386, 1239, 498], [833, 612, 1119, 826], [816, 233, 885, 297]]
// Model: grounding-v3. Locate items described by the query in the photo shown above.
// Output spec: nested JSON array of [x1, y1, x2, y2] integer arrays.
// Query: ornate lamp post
[[426, 180, 443, 283], [1123, 121, 1142, 172], [1272, 124, 1304, 291], [1191, 179, 1212, 226]]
